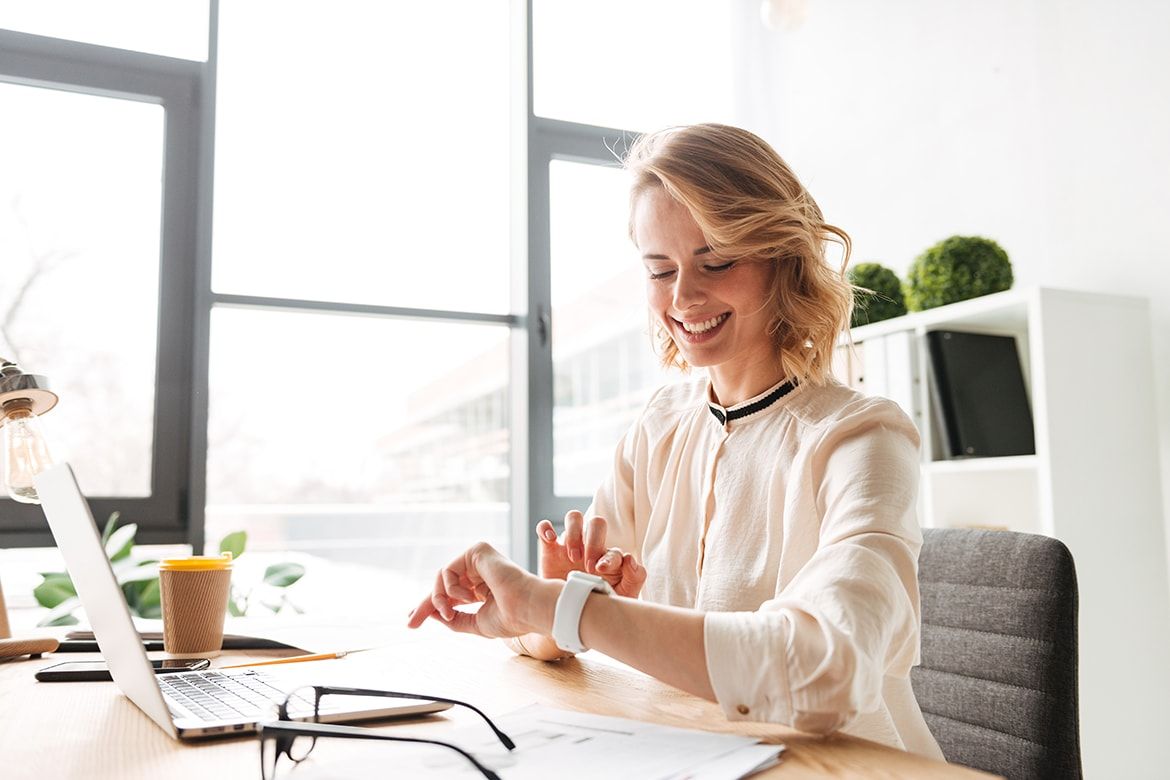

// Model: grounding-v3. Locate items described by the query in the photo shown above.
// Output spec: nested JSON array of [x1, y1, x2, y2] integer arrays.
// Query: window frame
[[0, 28, 204, 546], [525, 113, 641, 567]]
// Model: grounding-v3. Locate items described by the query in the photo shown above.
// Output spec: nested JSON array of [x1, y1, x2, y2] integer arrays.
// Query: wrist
[[525, 577, 563, 635]]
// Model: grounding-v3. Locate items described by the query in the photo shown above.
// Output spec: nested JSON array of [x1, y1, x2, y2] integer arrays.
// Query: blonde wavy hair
[[624, 123, 852, 386]]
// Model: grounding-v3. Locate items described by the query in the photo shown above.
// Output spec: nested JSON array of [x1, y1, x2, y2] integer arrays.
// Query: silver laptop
[[34, 462, 450, 739]]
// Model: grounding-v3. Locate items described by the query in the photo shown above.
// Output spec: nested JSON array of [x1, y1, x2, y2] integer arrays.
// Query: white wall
[[731, 1, 1170, 775]]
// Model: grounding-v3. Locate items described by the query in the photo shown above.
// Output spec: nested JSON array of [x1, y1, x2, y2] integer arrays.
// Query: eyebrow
[[642, 245, 712, 261]]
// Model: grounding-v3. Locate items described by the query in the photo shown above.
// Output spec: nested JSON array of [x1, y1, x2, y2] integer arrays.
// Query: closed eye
[[648, 269, 676, 281], [705, 261, 735, 272]]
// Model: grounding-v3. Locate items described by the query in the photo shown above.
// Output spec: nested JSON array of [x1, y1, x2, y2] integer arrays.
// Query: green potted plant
[[848, 262, 908, 327], [904, 235, 1013, 311], [34, 513, 305, 626]]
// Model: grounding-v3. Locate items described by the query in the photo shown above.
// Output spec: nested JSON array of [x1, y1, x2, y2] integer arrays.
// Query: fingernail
[[543, 528, 556, 541], [568, 547, 578, 562]]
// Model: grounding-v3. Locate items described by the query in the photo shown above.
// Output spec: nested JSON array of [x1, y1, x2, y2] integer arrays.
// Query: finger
[[563, 510, 584, 563], [536, 519, 558, 546], [583, 515, 609, 572], [442, 610, 487, 637], [618, 553, 648, 597], [431, 569, 456, 621], [595, 546, 622, 575], [406, 592, 437, 628], [442, 567, 475, 603], [535, 519, 563, 578]]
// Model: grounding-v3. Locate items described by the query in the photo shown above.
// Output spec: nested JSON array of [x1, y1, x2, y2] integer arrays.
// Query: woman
[[408, 123, 944, 759]]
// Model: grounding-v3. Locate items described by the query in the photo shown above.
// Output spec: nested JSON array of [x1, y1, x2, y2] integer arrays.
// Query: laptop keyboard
[[159, 670, 315, 723]]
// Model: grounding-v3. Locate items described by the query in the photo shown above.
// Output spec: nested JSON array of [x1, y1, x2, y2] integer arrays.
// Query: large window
[[0, 1, 740, 583], [207, 0, 517, 590], [0, 83, 162, 497], [0, 28, 203, 545]]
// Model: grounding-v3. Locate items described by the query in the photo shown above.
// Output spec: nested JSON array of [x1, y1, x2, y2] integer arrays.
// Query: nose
[[672, 267, 706, 312]]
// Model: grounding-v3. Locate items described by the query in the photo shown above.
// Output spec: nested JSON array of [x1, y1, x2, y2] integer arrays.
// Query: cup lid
[[158, 552, 233, 571]]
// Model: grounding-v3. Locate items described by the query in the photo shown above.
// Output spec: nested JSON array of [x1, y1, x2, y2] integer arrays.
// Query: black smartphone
[[35, 658, 211, 682]]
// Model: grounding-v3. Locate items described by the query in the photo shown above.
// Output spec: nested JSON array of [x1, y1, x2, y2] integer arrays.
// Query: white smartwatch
[[552, 571, 613, 653]]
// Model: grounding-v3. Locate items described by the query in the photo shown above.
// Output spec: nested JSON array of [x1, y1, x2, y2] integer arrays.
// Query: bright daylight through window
[[0, 83, 162, 498]]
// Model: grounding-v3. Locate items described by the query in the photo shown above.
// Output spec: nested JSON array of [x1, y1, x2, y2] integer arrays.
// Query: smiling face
[[633, 186, 780, 400]]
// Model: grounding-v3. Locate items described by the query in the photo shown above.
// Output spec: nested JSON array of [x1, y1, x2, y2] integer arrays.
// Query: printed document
[[289, 703, 785, 779]]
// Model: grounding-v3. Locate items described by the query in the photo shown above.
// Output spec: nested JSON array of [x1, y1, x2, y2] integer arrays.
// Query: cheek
[[736, 267, 775, 314]]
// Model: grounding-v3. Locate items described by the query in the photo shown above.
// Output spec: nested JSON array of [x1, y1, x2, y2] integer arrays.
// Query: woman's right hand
[[508, 511, 648, 661], [536, 510, 646, 599]]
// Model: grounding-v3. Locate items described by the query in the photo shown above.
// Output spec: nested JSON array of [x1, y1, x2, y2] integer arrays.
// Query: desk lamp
[[0, 357, 60, 659]]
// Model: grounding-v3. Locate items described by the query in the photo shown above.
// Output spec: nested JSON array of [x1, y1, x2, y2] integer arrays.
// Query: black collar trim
[[708, 379, 799, 425]]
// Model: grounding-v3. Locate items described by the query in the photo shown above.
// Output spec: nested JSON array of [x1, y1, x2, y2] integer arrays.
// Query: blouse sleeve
[[702, 399, 924, 734]]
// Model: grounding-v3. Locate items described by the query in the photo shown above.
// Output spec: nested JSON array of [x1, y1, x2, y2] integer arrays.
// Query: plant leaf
[[104, 522, 138, 562], [115, 563, 161, 585], [136, 579, 162, 619], [219, 531, 247, 560], [227, 599, 245, 617], [262, 562, 305, 588], [37, 595, 81, 626], [100, 511, 121, 545], [34, 575, 76, 608]]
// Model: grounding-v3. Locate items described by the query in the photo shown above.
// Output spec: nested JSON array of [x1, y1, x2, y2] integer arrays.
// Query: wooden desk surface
[[0, 625, 996, 779]]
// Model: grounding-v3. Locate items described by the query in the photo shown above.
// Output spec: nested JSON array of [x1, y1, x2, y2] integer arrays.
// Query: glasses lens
[[285, 732, 317, 764]]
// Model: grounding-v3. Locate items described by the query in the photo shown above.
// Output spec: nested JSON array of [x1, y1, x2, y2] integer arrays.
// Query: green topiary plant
[[904, 235, 1013, 311], [848, 262, 907, 327]]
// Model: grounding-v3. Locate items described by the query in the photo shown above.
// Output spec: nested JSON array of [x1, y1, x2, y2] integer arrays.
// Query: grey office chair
[[911, 528, 1081, 779]]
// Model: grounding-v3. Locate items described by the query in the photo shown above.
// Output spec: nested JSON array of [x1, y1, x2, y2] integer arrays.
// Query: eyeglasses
[[258, 685, 515, 780]]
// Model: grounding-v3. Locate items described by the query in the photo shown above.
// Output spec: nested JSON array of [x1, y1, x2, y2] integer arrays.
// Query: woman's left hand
[[406, 542, 550, 639]]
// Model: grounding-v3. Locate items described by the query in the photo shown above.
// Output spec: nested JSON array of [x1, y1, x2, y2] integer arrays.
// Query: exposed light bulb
[[3, 407, 53, 503]]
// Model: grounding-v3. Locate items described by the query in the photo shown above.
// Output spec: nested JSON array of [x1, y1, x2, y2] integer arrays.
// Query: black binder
[[926, 330, 1036, 458]]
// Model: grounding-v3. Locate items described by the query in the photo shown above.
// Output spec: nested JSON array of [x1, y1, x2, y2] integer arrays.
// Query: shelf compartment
[[925, 454, 1038, 474], [923, 465, 1042, 536]]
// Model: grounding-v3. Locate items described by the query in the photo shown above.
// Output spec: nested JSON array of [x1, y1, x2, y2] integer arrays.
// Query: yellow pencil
[[219, 648, 372, 669]]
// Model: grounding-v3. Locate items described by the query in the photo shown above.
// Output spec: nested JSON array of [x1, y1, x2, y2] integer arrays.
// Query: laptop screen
[[34, 463, 178, 737]]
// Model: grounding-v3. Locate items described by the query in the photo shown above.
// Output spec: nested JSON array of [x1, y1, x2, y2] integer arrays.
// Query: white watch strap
[[552, 572, 611, 653]]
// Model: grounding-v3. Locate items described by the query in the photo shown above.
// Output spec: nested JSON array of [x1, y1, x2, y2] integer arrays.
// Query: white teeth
[[681, 314, 728, 333]]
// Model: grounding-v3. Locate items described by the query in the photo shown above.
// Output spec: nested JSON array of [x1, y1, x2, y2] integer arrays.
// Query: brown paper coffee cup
[[158, 553, 233, 658]]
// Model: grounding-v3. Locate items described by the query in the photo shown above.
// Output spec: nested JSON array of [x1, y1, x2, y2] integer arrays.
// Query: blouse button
[[736, 704, 750, 715]]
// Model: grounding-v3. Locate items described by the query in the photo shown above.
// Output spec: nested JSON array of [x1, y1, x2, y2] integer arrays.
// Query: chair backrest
[[912, 528, 1081, 779]]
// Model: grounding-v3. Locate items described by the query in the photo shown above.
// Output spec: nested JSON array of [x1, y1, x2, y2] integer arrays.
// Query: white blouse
[[586, 375, 945, 760]]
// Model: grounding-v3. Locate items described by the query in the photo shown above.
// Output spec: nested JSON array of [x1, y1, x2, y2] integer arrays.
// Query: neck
[[707, 352, 787, 407]]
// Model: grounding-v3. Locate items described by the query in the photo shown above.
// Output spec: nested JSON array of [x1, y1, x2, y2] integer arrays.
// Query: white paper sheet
[[282, 703, 785, 780]]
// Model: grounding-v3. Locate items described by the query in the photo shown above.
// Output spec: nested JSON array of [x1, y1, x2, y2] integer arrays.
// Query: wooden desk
[[0, 625, 995, 779]]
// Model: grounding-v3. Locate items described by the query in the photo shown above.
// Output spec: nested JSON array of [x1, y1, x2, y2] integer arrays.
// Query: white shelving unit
[[838, 286, 1170, 777]]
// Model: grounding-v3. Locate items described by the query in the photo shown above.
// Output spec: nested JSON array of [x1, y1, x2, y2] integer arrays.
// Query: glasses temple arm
[[258, 721, 501, 780], [309, 686, 515, 750]]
